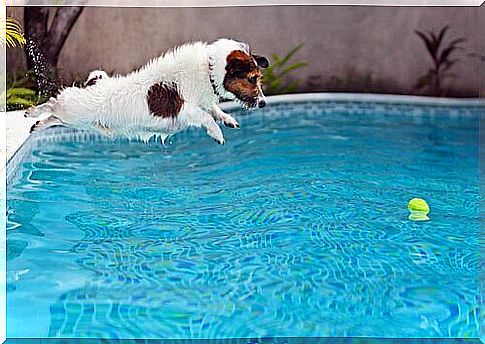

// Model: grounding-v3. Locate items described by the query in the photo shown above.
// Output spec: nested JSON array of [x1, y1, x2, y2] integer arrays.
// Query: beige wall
[[7, 6, 483, 96]]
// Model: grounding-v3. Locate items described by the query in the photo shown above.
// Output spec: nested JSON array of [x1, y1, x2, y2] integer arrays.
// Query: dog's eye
[[248, 76, 257, 83]]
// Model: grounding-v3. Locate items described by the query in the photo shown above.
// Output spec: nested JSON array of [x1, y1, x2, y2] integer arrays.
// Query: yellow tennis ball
[[407, 198, 430, 221], [408, 198, 430, 213]]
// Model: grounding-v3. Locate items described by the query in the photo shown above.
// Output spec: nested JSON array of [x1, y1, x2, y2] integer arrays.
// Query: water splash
[[25, 36, 59, 97]]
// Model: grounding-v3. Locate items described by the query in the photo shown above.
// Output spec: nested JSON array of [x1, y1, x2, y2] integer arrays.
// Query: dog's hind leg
[[30, 115, 65, 133], [211, 104, 239, 129], [25, 97, 58, 118]]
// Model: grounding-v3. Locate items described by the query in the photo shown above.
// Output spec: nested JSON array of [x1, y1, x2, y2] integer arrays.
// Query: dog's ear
[[226, 57, 252, 77], [253, 55, 269, 68]]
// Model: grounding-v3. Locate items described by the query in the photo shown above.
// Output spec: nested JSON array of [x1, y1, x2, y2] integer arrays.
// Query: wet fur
[[26, 39, 268, 145]]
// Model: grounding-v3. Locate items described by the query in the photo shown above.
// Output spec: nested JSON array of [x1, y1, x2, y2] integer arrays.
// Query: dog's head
[[209, 39, 269, 109], [223, 50, 269, 108]]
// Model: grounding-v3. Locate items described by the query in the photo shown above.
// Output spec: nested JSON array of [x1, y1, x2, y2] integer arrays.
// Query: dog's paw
[[214, 137, 225, 145], [29, 121, 41, 133], [211, 130, 225, 145], [24, 106, 35, 118], [206, 123, 225, 145], [221, 114, 239, 129], [25, 102, 54, 118], [223, 119, 239, 129]]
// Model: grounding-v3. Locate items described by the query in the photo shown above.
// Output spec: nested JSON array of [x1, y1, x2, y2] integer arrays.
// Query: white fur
[[26, 38, 264, 144], [84, 70, 109, 86]]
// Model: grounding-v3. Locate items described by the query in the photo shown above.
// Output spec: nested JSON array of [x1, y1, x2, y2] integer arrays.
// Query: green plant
[[7, 71, 48, 110], [7, 87, 38, 109], [414, 25, 466, 97], [262, 44, 307, 95], [1, 17, 26, 48]]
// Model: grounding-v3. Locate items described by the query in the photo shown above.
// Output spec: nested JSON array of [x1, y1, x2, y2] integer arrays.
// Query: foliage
[[7, 88, 38, 108], [7, 72, 48, 111], [1, 17, 26, 48], [413, 25, 466, 97], [262, 44, 307, 95]]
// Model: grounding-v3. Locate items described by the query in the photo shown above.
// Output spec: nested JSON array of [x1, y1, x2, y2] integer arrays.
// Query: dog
[[26, 38, 269, 145]]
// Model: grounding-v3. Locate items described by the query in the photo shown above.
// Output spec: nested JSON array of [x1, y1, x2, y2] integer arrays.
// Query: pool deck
[[4, 93, 483, 164], [5, 109, 46, 163]]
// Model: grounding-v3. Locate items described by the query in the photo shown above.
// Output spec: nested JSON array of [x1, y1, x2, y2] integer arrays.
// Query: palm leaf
[[441, 59, 458, 72], [267, 79, 282, 91], [2, 17, 26, 48], [414, 25, 465, 97], [415, 30, 436, 58], [279, 62, 308, 78], [282, 80, 299, 94], [446, 37, 466, 49], [413, 70, 434, 90], [428, 30, 439, 52], [279, 43, 304, 66], [262, 44, 306, 95], [271, 53, 281, 65], [438, 37, 466, 65], [439, 46, 455, 64], [437, 25, 449, 44]]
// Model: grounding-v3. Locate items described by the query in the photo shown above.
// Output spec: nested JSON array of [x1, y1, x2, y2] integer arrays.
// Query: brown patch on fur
[[147, 82, 184, 118], [223, 50, 262, 107]]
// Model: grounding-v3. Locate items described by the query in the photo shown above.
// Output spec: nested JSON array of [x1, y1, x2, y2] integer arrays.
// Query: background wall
[[7, 5, 483, 96]]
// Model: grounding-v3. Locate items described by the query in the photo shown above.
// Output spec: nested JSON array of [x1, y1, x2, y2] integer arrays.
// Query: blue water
[[7, 102, 480, 339]]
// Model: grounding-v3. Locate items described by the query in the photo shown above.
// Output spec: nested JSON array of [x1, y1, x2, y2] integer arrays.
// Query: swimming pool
[[6, 94, 481, 339]]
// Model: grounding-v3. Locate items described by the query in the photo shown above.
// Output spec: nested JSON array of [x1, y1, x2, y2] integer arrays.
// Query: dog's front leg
[[211, 104, 239, 129], [195, 111, 225, 145]]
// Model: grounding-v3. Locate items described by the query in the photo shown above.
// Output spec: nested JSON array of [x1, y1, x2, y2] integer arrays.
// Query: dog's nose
[[258, 99, 266, 108]]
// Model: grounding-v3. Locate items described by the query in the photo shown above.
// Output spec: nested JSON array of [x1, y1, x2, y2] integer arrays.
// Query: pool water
[[7, 101, 480, 339]]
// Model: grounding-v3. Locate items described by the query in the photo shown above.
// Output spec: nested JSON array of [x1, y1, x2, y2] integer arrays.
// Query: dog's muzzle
[[257, 92, 267, 108], [257, 85, 267, 108]]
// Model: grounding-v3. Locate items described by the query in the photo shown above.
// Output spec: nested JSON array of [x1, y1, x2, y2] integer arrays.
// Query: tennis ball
[[407, 198, 430, 221]]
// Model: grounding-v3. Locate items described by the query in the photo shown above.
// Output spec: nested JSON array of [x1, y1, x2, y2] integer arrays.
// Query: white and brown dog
[[26, 38, 269, 144]]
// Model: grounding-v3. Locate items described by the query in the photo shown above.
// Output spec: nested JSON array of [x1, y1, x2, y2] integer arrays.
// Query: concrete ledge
[[6, 110, 46, 163]]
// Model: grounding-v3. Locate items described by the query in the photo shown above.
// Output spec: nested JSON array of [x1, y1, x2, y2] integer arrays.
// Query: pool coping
[[221, 92, 483, 111], [5, 92, 483, 178]]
